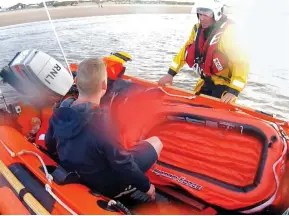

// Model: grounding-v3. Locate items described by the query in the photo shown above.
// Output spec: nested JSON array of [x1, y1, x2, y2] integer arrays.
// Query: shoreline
[[0, 4, 192, 27]]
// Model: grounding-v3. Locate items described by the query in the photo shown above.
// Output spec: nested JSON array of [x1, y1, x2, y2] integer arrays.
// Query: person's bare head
[[76, 57, 107, 101]]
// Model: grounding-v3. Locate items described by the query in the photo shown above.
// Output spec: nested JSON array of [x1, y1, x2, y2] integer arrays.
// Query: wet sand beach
[[0, 4, 192, 27]]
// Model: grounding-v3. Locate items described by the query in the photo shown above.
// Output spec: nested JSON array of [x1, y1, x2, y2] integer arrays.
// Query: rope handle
[[158, 86, 196, 100]]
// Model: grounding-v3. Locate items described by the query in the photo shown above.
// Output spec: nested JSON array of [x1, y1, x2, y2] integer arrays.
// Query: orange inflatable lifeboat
[[0, 51, 289, 215]]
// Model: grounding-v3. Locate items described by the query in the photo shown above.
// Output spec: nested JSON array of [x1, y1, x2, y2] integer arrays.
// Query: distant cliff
[[8, 3, 27, 10], [6, 0, 193, 11], [51, 1, 78, 7], [7, 1, 79, 10]]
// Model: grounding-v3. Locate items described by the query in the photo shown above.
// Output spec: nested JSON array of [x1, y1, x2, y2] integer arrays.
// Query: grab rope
[[276, 122, 287, 126], [45, 184, 77, 215], [0, 139, 77, 215], [279, 127, 289, 141], [267, 122, 289, 141], [0, 140, 15, 157], [158, 86, 196, 100], [17, 150, 53, 183]]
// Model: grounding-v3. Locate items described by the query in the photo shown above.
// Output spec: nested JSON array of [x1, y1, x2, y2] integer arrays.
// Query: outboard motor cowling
[[0, 50, 74, 107]]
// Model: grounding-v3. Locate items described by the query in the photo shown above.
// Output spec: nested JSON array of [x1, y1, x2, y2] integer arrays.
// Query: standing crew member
[[158, 0, 249, 103]]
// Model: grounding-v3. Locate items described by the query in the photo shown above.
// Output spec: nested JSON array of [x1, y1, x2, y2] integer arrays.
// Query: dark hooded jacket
[[45, 98, 150, 197]]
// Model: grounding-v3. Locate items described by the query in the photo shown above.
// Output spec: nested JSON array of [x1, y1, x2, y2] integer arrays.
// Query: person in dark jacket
[[45, 57, 163, 200]]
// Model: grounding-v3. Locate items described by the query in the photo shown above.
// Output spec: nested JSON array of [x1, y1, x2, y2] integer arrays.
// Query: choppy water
[[0, 12, 289, 120]]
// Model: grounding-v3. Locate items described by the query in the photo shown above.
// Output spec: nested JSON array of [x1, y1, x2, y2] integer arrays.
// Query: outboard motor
[[0, 50, 74, 107]]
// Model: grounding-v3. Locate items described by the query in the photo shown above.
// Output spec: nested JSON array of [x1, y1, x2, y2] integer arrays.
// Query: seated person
[[45, 57, 163, 200]]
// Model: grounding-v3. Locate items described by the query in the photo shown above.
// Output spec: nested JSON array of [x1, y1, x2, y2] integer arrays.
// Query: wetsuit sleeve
[[102, 138, 151, 193], [219, 24, 250, 95], [45, 118, 57, 155], [168, 24, 199, 76]]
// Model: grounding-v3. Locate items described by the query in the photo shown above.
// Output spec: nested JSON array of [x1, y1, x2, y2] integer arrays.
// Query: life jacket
[[185, 16, 231, 77], [103, 58, 126, 81], [103, 52, 131, 80]]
